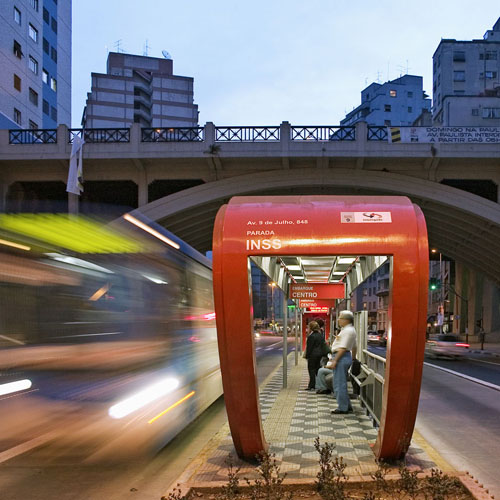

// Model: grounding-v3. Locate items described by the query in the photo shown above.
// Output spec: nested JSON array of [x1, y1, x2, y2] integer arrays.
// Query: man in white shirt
[[327, 310, 357, 414]]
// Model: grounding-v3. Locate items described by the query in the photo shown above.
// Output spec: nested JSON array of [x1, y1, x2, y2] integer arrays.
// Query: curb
[[162, 351, 297, 495]]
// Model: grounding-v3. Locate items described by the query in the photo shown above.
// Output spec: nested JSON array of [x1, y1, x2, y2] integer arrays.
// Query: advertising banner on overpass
[[290, 283, 345, 300], [388, 126, 500, 144]]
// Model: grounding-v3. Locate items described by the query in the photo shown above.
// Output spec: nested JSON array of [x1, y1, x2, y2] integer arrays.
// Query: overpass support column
[[482, 278, 494, 335], [466, 269, 478, 340], [453, 261, 464, 334]]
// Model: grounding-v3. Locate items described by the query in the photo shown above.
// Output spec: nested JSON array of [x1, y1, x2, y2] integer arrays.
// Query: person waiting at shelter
[[326, 310, 357, 414], [303, 321, 324, 391]]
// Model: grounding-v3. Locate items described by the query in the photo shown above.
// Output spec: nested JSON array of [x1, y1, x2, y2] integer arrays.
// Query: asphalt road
[[0, 335, 293, 500], [370, 344, 500, 499]]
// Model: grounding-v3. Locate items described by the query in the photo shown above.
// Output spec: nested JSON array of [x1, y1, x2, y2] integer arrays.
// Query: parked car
[[425, 334, 470, 359], [367, 330, 387, 347]]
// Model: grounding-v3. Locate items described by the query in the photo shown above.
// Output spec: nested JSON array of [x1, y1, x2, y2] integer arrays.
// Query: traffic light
[[429, 278, 441, 290]]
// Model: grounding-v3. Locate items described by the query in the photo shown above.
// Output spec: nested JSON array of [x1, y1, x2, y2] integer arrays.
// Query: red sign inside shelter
[[298, 299, 336, 308], [290, 283, 345, 300]]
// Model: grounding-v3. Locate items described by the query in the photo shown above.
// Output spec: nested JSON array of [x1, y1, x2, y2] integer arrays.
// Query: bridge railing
[[367, 126, 388, 141], [68, 128, 130, 143], [291, 126, 356, 141], [215, 126, 280, 142], [9, 129, 57, 144], [142, 127, 204, 142]]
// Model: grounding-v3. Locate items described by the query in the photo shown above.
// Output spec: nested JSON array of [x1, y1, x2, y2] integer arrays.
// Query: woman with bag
[[303, 321, 325, 391]]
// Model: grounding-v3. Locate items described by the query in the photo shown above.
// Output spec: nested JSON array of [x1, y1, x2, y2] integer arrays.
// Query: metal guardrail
[[9, 129, 57, 144], [350, 349, 386, 425], [69, 128, 130, 143], [367, 126, 388, 141], [291, 126, 355, 141], [142, 127, 204, 142], [215, 126, 280, 142]]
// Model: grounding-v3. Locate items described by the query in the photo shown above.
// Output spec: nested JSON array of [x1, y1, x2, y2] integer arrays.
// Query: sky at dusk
[[72, 1, 499, 127]]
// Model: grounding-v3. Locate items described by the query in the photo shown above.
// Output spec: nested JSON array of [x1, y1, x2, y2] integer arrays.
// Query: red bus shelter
[[213, 196, 428, 460]]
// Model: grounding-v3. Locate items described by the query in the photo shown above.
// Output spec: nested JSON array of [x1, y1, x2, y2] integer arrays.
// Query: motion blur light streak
[[108, 377, 180, 419], [142, 274, 168, 284], [0, 238, 31, 251], [46, 253, 114, 274], [0, 379, 32, 396], [89, 283, 110, 301], [123, 214, 180, 250], [148, 391, 196, 424]]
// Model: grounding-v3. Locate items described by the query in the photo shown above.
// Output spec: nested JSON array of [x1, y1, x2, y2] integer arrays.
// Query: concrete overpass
[[1, 121, 499, 332]]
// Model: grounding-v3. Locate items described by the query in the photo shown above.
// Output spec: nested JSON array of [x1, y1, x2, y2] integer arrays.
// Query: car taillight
[[456, 343, 469, 347]]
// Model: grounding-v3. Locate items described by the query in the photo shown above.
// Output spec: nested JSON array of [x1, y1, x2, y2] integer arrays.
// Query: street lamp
[[269, 282, 276, 332]]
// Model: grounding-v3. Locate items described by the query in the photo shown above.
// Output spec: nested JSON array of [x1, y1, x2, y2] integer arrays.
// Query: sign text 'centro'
[[290, 283, 345, 300]]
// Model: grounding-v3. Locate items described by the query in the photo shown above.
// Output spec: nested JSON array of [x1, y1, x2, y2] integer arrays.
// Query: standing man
[[326, 310, 357, 415]]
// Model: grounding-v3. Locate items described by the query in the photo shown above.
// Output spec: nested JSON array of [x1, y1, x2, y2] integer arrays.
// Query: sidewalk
[[181, 355, 440, 486], [466, 342, 500, 357]]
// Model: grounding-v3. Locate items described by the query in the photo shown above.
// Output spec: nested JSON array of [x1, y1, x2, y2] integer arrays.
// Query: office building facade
[[0, 0, 71, 129], [341, 75, 431, 127], [432, 17, 500, 126], [82, 52, 198, 128]]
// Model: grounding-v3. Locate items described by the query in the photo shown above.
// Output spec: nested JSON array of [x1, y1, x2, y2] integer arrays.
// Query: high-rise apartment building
[[340, 75, 431, 127], [432, 17, 500, 126], [0, 0, 71, 129], [82, 52, 199, 128]]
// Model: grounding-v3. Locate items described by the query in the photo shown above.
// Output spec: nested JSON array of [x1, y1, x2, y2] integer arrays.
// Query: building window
[[472, 108, 479, 116], [453, 51, 466, 62], [42, 69, 48, 84], [485, 71, 497, 79], [29, 87, 38, 106], [51, 47, 57, 63], [13, 40, 23, 58], [482, 108, 500, 119], [13, 74, 21, 91], [51, 106, 57, 122], [480, 51, 497, 60], [50, 77, 57, 92], [389, 89, 397, 97], [28, 55, 38, 74], [453, 71, 465, 81], [14, 108, 22, 125], [30, 0, 39, 11], [29, 119, 38, 129], [28, 23, 38, 42], [51, 17, 57, 33], [43, 7, 49, 23], [408, 106, 413, 113], [42, 99, 49, 115], [43, 37, 49, 54], [407, 91, 413, 98], [384, 104, 391, 112], [14, 6, 21, 25]]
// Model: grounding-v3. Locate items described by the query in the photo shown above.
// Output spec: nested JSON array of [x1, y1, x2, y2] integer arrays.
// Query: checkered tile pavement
[[189, 357, 437, 483]]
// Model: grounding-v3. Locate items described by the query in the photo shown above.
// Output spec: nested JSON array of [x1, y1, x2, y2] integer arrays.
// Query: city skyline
[[72, 1, 499, 127]]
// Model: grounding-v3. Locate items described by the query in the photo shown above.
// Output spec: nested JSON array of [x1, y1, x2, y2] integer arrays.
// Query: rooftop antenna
[[387, 60, 390, 82], [376, 71, 382, 83], [143, 39, 150, 57], [162, 50, 172, 60], [114, 39, 124, 53]]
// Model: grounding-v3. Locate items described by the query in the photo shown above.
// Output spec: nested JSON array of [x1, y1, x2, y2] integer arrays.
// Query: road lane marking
[[423, 362, 500, 392], [469, 358, 500, 367], [0, 430, 59, 464]]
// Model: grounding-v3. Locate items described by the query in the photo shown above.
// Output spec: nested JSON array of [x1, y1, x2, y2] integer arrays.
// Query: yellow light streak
[[123, 214, 180, 250], [148, 391, 195, 424], [0, 238, 31, 251], [89, 283, 110, 301]]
